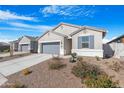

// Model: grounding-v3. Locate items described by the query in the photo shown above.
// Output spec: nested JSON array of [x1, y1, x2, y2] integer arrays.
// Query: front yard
[[1, 56, 124, 88]]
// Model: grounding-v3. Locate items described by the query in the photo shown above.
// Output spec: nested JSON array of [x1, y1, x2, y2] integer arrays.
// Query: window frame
[[81, 36, 90, 48]]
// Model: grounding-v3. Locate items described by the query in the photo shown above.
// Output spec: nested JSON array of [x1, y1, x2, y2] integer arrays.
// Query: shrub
[[84, 74, 118, 88], [49, 57, 66, 70], [22, 68, 32, 76], [8, 81, 26, 88], [72, 61, 118, 88], [72, 61, 101, 79], [3, 49, 10, 52], [49, 61, 66, 70], [95, 56, 101, 61], [69, 53, 77, 63]]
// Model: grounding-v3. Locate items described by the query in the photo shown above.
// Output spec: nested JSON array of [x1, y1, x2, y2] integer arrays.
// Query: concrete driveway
[[0, 52, 28, 57], [0, 54, 52, 85]]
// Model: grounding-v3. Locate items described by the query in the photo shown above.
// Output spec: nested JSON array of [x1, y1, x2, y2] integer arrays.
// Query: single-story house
[[18, 36, 38, 53], [104, 34, 124, 58], [38, 22, 106, 57], [10, 37, 22, 51]]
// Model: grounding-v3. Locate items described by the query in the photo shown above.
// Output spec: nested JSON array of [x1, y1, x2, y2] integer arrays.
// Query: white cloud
[[0, 33, 15, 43], [0, 27, 40, 32], [0, 10, 35, 21], [0, 22, 54, 42], [0, 21, 54, 35], [8, 22, 53, 31], [41, 5, 96, 18]]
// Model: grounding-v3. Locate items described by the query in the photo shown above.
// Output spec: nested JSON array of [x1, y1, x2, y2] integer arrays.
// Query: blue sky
[[0, 5, 124, 43]]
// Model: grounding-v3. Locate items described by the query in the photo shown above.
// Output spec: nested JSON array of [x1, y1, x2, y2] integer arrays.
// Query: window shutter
[[89, 35, 94, 49], [78, 37, 82, 49]]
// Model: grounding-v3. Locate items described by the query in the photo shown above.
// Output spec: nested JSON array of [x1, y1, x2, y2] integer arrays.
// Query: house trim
[[51, 22, 81, 32], [70, 26, 106, 37], [37, 30, 67, 41], [72, 49, 103, 57]]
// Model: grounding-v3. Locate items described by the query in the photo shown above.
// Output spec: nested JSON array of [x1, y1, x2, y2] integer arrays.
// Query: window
[[78, 35, 94, 49], [81, 36, 89, 48]]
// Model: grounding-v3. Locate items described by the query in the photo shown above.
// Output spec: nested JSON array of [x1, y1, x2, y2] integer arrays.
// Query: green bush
[[72, 61, 101, 79], [69, 53, 77, 63], [72, 61, 118, 88], [84, 75, 117, 88]]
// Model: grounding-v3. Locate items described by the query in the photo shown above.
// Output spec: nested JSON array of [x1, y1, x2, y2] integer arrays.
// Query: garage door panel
[[21, 44, 29, 52], [42, 42, 60, 54]]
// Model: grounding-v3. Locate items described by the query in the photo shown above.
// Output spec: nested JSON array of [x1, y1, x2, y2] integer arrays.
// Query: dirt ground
[[1, 56, 124, 88], [1, 58, 82, 88]]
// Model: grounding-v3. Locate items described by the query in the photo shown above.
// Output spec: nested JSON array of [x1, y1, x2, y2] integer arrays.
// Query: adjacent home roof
[[10, 37, 22, 44], [107, 34, 124, 44], [24, 36, 38, 41]]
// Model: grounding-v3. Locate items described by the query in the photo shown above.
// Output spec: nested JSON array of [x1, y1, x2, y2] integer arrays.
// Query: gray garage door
[[42, 42, 60, 54], [21, 44, 29, 52]]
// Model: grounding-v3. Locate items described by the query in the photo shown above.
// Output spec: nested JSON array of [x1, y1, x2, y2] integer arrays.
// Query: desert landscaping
[[1, 55, 124, 88]]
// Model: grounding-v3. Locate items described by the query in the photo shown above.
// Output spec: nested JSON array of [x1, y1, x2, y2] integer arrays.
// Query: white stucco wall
[[18, 36, 31, 51], [54, 24, 79, 36], [72, 29, 103, 57], [72, 49, 103, 57], [38, 31, 65, 55], [19, 37, 31, 44]]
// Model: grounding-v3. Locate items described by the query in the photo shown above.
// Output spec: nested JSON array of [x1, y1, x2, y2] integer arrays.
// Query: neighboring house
[[38, 22, 106, 57], [104, 35, 124, 58], [18, 36, 38, 53], [10, 37, 22, 51], [0, 42, 10, 52]]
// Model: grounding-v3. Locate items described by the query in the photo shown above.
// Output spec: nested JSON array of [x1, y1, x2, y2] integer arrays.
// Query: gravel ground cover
[[1, 56, 124, 88]]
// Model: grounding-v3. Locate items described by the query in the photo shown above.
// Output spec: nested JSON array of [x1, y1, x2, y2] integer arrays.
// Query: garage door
[[21, 44, 29, 52], [42, 42, 60, 54]]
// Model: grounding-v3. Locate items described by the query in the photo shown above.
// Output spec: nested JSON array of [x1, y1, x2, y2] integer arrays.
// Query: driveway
[[0, 54, 52, 85], [0, 52, 28, 57]]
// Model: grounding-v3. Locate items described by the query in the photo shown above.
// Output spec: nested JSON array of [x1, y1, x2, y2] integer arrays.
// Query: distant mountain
[[0, 42, 10, 46]]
